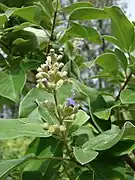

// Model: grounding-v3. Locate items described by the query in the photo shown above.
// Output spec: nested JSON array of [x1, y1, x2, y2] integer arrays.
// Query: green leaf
[[0, 154, 35, 179], [13, 5, 41, 24], [73, 79, 99, 103], [0, 14, 7, 27], [83, 125, 123, 151], [57, 83, 74, 105], [73, 110, 90, 127], [89, 161, 126, 180], [122, 122, 135, 140], [38, 105, 59, 125], [25, 137, 63, 179], [12, 38, 29, 45], [19, 88, 53, 118], [61, 22, 101, 44], [60, 2, 93, 13], [115, 48, 128, 72], [108, 140, 135, 156], [69, 7, 108, 20], [73, 147, 98, 165], [35, 0, 54, 17], [22, 171, 42, 180], [103, 35, 124, 50], [120, 89, 135, 104], [0, 119, 51, 139], [104, 6, 134, 51], [93, 108, 111, 120], [95, 53, 119, 72], [0, 68, 26, 103]]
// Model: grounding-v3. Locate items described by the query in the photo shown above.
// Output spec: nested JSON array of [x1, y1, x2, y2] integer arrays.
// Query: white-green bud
[[57, 55, 63, 61], [41, 64, 48, 71], [48, 70, 55, 76], [46, 56, 52, 66], [69, 114, 76, 120], [56, 79, 64, 89], [36, 72, 44, 79], [47, 82, 56, 89], [48, 125, 55, 133], [43, 122, 49, 129], [59, 62, 64, 68], [53, 62, 59, 68], [41, 78, 48, 84], [57, 104, 63, 111], [60, 71, 67, 78], [50, 49, 55, 53], [53, 124, 60, 131], [60, 125, 66, 132], [37, 67, 42, 72], [36, 82, 45, 89]]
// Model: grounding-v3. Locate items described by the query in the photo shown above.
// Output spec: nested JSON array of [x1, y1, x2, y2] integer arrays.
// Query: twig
[[116, 72, 132, 101], [50, 0, 59, 41], [123, 155, 135, 172], [45, 0, 59, 54]]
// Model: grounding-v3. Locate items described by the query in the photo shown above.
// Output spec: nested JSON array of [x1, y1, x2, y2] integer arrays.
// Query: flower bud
[[59, 62, 64, 68], [36, 82, 45, 89], [57, 55, 63, 61], [53, 124, 60, 131], [69, 114, 76, 120], [43, 122, 49, 130], [48, 70, 55, 76], [56, 79, 64, 89], [60, 125, 66, 132], [42, 72, 49, 78], [57, 104, 63, 111], [48, 125, 56, 133], [53, 62, 59, 68], [50, 49, 55, 53], [47, 82, 56, 89], [37, 67, 42, 72], [41, 64, 48, 71], [60, 71, 67, 78], [41, 78, 48, 84], [36, 72, 44, 79], [46, 56, 52, 66]]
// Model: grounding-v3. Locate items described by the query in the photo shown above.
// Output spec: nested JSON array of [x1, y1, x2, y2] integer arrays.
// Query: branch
[[50, 0, 59, 41], [123, 155, 135, 172], [0, 39, 11, 53], [116, 72, 132, 101], [45, 0, 59, 54]]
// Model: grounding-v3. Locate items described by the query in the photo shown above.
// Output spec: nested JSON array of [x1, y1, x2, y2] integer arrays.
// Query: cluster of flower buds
[[43, 122, 66, 134], [42, 98, 79, 134], [36, 49, 67, 92]]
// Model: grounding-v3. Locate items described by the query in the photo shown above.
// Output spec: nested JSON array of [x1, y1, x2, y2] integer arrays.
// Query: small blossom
[[59, 62, 64, 68], [43, 123, 49, 130], [41, 64, 48, 71], [57, 55, 63, 61], [36, 72, 44, 79], [56, 79, 64, 89], [60, 125, 66, 132], [66, 98, 76, 107], [60, 71, 67, 77], [37, 67, 42, 72], [48, 125, 56, 133]]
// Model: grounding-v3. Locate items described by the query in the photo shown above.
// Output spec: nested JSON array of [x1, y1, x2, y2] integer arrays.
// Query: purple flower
[[66, 98, 76, 107]]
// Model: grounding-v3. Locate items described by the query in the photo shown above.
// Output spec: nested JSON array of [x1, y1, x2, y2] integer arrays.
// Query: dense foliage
[[0, 0, 135, 179]]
